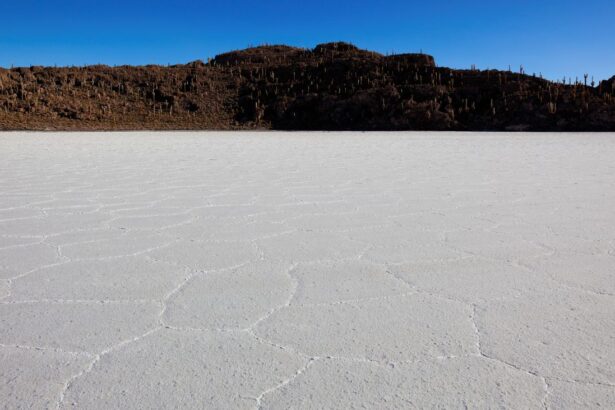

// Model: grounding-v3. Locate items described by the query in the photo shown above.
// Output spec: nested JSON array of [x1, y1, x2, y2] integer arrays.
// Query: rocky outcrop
[[212, 45, 306, 66], [600, 76, 615, 94], [385, 53, 436, 67], [0, 42, 614, 131]]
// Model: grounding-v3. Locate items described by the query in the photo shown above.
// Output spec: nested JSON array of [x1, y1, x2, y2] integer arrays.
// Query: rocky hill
[[1, 42, 614, 131]]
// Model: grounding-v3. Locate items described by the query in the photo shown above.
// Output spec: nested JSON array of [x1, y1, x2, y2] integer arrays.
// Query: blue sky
[[1, 0, 614, 81]]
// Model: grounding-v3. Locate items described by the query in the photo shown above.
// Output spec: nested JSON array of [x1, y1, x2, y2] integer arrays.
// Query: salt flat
[[1, 131, 614, 409]]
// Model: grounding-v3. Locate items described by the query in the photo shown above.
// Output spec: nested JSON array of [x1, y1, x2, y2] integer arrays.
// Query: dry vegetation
[[1, 42, 614, 131]]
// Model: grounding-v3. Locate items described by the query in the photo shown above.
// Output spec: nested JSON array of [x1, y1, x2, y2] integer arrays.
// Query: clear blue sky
[[1, 0, 614, 81]]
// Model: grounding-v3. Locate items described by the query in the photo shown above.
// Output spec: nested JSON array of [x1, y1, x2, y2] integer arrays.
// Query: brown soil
[[1, 42, 614, 131]]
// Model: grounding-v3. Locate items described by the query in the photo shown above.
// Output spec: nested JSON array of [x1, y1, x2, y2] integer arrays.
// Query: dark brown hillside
[[1, 42, 614, 131], [601, 76, 615, 94]]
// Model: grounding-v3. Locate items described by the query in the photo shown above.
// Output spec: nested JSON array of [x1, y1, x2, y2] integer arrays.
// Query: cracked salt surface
[[1, 131, 615, 409]]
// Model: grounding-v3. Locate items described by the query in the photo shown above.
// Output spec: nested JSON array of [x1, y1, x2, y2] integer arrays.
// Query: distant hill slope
[[1, 42, 614, 131]]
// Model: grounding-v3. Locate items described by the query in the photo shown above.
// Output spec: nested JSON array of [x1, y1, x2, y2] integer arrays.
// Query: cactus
[[547, 102, 557, 114]]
